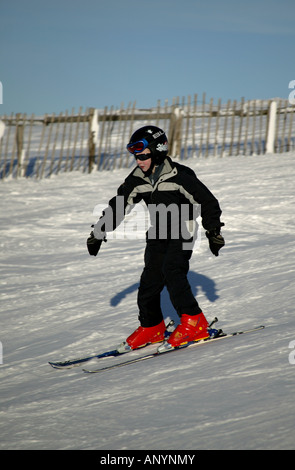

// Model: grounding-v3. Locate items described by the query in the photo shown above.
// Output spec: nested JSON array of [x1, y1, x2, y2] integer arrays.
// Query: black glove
[[206, 227, 225, 257], [87, 230, 106, 256]]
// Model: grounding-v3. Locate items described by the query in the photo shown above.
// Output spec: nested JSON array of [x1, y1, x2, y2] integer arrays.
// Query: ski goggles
[[126, 138, 149, 156]]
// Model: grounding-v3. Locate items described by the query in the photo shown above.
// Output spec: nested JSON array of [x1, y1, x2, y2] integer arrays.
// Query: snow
[[1, 151, 295, 450]]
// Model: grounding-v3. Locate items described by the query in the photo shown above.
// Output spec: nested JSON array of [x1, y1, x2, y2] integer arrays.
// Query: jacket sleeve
[[181, 167, 223, 231], [97, 177, 140, 233]]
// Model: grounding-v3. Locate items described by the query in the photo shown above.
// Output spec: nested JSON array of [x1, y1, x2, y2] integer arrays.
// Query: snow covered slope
[[0, 152, 294, 450]]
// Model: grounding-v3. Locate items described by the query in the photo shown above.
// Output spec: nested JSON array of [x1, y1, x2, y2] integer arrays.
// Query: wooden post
[[183, 95, 191, 159], [118, 103, 128, 169], [280, 100, 288, 153], [125, 101, 136, 168], [56, 110, 68, 174], [70, 106, 83, 171], [243, 101, 250, 155], [96, 106, 107, 171], [258, 101, 264, 155], [64, 108, 74, 171], [274, 99, 281, 153], [40, 113, 55, 178], [205, 97, 213, 157], [16, 113, 25, 177], [2, 113, 12, 179], [114, 102, 124, 169], [236, 98, 244, 156], [78, 110, 87, 171], [0, 117, 5, 173], [49, 112, 62, 176], [155, 99, 161, 128], [22, 113, 34, 177], [266, 101, 277, 153], [221, 100, 230, 157], [88, 107, 96, 173], [102, 105, 114, 170], [169, 105, 183, 157], [191, 94, 197, 157], [214, 98, 221, 156], [198, 93, 206, 157], [163, 99, 169, 139], [36, 114, 47, 177], [287, 106, 294, 151], [250, 100, 256, 155], [229, 100, 236, 156]]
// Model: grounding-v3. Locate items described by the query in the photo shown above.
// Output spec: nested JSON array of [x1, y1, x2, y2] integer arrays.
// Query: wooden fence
[[0, 94, 294, 179]]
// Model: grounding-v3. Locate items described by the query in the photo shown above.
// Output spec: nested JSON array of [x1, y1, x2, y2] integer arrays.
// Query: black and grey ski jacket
[[99, 156, 223, 239]]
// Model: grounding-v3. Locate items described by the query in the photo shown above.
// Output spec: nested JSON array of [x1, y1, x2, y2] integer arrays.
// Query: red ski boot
[[126, 320, 166, 350], [167, 313, 209, 348]]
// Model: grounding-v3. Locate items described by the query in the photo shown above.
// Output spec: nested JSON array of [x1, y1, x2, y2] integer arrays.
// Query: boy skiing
[[87, 126, 224, 352]]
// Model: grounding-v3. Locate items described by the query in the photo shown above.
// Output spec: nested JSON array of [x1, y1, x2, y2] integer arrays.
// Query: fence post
[[88, 108, 96, 173], [90, 108, 99, 150], [169, 107, 183, 157], [13, 113, 25, 177], [266, 101, 277, 153]]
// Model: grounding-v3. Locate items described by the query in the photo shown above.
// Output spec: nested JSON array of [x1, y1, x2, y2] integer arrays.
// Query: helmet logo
[[156, 142, 168, 152], [152, 130, 164, 139]]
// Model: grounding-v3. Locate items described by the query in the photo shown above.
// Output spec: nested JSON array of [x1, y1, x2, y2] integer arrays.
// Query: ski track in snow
[[0, 152, 295, 450]]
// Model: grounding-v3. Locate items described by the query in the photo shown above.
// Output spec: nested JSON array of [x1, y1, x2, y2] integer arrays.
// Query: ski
[[48, 319, 176, 370], [83, 325, 265, 374], [48, 349, 121, 369], [49, 343, 166, 370]]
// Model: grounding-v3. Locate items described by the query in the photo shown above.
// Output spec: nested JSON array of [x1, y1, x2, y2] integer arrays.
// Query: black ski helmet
[[127, 125, 168, 164]]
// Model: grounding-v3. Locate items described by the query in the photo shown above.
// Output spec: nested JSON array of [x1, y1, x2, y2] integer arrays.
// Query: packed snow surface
[[0, 152, 294, 450]]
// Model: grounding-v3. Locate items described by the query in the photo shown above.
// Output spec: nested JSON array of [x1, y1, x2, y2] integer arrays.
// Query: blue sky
[[0, 0, 294, 115]]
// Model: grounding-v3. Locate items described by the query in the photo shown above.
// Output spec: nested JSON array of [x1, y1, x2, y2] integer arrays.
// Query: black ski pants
[[137, 239, 202, 327]]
